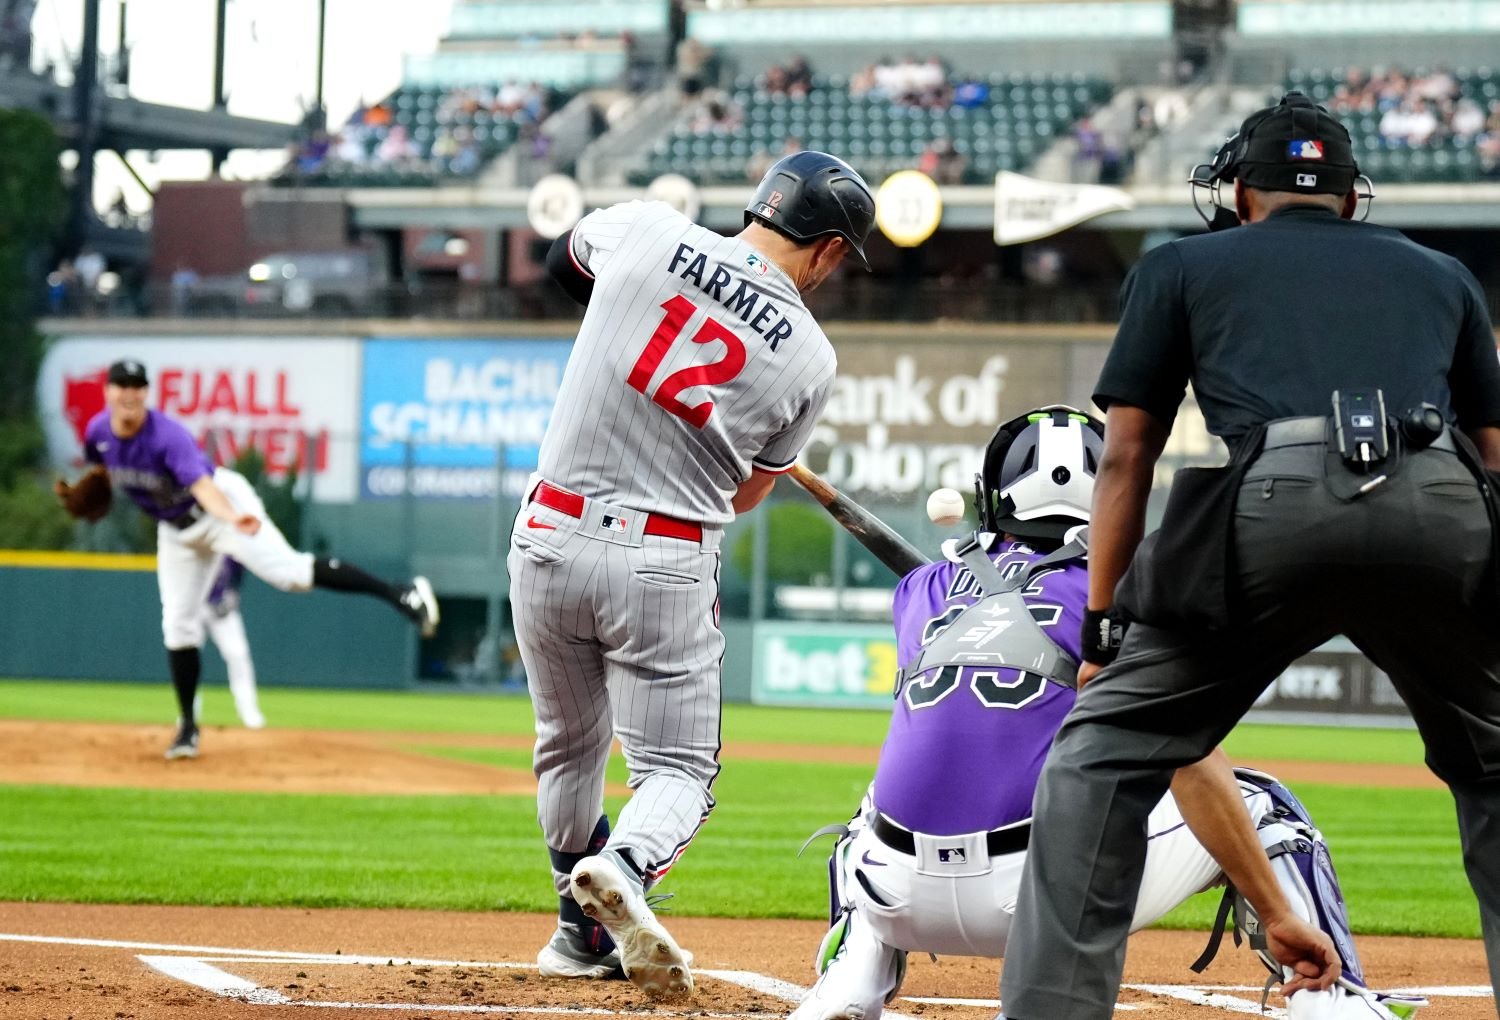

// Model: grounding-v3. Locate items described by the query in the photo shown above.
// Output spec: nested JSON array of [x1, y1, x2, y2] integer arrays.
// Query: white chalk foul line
[[0, 932, 522, 969], [3, 932, 1492, 1016]]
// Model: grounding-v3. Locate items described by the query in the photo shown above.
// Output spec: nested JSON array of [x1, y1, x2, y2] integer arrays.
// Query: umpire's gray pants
[[1001, 439, 1500, 1019]]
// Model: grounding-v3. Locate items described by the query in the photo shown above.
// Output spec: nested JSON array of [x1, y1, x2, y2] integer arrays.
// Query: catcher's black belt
[[870, 810, 1030, 857]]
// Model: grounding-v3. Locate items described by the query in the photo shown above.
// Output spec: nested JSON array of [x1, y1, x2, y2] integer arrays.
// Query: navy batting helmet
[[975, 405, 1104, 544], [745, 150, 875, 270]]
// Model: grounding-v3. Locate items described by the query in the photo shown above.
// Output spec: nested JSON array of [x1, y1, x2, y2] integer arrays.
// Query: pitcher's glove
[[55, 465, 113, 522]]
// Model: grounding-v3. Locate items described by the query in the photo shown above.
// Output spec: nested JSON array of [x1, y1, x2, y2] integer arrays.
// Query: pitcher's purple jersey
[[871, 539, 1087, 836], [83, 410, 212, 523]]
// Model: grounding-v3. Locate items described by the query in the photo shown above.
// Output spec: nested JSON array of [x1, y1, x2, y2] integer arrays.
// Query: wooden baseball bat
[[787, 463, 931, 577]]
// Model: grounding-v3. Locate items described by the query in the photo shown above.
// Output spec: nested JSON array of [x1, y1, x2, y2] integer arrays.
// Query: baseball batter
[[202, 558, 265, 729], [68, 359, 440, 760], [512, 151, 876, 999], [793, 408, 1423, 1020]]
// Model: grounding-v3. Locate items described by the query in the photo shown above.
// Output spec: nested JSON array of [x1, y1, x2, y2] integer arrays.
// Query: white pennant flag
[[993, 171, 1135, 246]]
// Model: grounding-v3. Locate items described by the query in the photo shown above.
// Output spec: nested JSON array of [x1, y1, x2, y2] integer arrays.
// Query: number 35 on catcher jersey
[[538, 200, 836, 525]]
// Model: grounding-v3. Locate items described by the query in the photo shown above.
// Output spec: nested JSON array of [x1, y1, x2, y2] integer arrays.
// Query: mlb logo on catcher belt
[[600, 515, 629, 533], [938, 847, 967, 864]]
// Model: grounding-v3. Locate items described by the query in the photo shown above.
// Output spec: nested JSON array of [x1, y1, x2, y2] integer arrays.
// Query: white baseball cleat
[[536, 923, 623, 980], [1286, 982, 1427, 1020], [164, 722, 199, 761], [404, 576, 441, 639], [239, 708, 267, 729], [569, 853, 693, 1000], [790, 912, 906, 1020]]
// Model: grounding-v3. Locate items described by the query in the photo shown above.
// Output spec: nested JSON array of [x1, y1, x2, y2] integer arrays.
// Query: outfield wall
[[0, 553, 415, 689]]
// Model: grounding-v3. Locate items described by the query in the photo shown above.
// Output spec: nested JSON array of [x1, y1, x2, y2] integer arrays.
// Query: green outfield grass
[[0, 678, 1479, 938]]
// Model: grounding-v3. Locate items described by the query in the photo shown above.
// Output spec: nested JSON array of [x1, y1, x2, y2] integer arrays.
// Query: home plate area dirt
[[0, 902, 1492, 1020]]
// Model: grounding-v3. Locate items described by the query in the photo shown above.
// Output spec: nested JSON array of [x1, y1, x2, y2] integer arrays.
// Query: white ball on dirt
[[926, 487, 967, 528]]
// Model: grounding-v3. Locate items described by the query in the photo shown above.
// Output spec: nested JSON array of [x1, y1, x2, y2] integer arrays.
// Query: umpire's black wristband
[[1081, 607, 1127, 666]]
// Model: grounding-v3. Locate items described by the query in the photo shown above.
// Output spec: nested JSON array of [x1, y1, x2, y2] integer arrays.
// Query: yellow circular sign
[[875, 170, 943, 247]]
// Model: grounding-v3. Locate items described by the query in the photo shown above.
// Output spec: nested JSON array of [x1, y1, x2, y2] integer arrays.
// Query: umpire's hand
[[1264, 912, 1341, 994]]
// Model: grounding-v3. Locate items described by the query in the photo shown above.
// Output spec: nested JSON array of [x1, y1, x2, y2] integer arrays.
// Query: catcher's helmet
[[975, 405, 1104, 544], [745, 150, 875, 270]]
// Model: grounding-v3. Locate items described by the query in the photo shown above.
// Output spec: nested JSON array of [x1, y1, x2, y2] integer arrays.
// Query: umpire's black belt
[[870, 810, 1030, 857], [1262, 415, 1457, 452]]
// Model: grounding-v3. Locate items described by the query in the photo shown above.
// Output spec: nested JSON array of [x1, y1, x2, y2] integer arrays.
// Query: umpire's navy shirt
[[1094, 205, 1500, 445]]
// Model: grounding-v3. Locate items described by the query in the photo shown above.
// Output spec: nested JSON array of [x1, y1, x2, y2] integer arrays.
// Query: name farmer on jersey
[[667, 241, 797, 351]]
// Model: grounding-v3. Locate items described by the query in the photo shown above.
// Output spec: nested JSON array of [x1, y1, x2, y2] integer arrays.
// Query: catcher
[[792, 407, 1424, 1020], [59, 358, 439, 759]]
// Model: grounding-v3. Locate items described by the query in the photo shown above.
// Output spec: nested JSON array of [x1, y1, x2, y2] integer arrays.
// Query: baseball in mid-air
[[926, 487, 967, 527]]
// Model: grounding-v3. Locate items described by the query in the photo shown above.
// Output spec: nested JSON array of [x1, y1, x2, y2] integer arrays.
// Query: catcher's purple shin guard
[[1192, 768, 1364, 983]]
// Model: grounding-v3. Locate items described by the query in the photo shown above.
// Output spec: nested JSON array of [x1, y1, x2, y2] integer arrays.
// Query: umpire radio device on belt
[[1331, 389, 1388, 466]]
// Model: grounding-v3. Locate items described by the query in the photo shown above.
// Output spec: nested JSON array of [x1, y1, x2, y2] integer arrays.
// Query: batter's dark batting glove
[[1081, 607, 1127, 666]]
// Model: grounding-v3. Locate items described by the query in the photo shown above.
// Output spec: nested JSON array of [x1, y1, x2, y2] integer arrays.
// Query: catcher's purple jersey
[[83, 409, 212, 522], [871, 539, 1087, 836]]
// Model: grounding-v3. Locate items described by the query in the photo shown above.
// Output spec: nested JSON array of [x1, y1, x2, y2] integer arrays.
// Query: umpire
[[999, 92, 1500, 1019]]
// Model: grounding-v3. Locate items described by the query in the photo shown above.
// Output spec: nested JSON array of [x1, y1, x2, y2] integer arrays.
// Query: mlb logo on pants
[[938, 847, 967, 864], [600, 515, 629, 533]]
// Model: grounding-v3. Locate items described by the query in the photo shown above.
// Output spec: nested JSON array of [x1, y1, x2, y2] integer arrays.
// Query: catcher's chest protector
[[896, 532, 1085, 692]]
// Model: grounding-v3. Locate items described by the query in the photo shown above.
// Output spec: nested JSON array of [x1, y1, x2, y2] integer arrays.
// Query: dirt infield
[[0, 720, 1486, 1017], [0, 902, 1492, 1019], [0, 720, 1443, 794]]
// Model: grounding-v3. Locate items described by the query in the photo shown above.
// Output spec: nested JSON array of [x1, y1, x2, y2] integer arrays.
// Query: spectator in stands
[[918, 137, 967, 185], [450, 129, 482, 176], [364, 102, 393, 129], [850, 62, 880, 100], [377, 124, 418, 163], [1479, 101, 1500, 178], [497, 80, 527, 117], [951, 75, 989, 110], [690, 93, 742, 134], [169, 264, 199, 316], [1453, 97, 1487, 142], [295, 131, 332, 174], [784, 55, 814, 98], [675, 36, 713, 96], [335, 125, 368, 165], [1380, 98, 1439, 147], [913, 56, 951, 109]]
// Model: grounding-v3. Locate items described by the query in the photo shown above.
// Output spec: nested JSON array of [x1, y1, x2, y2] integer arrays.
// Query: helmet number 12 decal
[[627, 295, 747, 429]]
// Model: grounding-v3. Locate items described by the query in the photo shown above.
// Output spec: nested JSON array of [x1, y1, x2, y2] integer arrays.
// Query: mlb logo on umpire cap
[[1289, 140, 1325, 160], [1296, 173, 1319, 188], [600, 515, 629, 533], [937, 847, 967, 864]]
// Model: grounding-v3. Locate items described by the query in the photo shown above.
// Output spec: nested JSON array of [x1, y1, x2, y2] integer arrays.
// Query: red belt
[[531, 481, 703, 542]]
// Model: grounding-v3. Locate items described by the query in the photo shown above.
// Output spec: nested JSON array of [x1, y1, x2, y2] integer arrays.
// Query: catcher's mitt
[[55, 465, 113, 522]]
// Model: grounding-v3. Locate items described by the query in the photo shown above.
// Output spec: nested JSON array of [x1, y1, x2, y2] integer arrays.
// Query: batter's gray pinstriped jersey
[[538, 200, 836, 524]]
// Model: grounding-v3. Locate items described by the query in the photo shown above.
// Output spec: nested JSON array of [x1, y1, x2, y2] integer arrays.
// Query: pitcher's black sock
[[167, 646, 201, 725], [313, 556, 404, 608]]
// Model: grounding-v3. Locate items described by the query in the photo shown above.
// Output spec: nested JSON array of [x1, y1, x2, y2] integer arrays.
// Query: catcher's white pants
[[849, 787, 1247, 959], [157, 467, 313, 650], [203, 605, 263, 727]]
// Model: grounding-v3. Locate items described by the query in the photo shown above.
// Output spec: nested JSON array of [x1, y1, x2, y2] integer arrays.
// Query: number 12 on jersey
[[627, 295, 746, 429]]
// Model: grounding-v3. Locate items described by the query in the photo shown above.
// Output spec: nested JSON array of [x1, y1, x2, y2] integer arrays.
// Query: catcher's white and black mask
[[974, 405, 1104, 544]]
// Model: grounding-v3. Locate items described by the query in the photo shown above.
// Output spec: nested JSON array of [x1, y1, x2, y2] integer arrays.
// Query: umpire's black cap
[[1218, 92, 1360, 196], [107, 359, 149, 387]]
